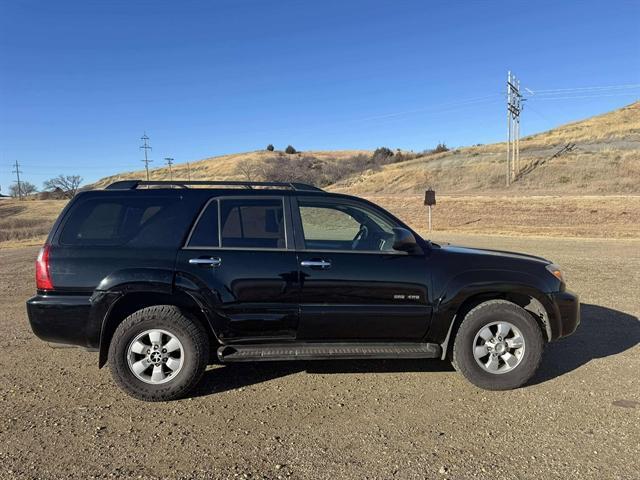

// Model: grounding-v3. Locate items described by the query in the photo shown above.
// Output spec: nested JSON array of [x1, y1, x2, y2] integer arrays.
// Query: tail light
[[36, 244, 54, 291]]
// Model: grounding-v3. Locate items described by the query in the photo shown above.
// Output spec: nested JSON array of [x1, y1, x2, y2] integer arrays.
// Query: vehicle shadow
[[194, 358, 454, 397], [530, 303, 640, 385], [192, 303, 639, 397]]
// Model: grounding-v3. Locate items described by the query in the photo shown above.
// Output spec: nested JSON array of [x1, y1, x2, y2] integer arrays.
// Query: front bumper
[[548, 290, 580, 339]]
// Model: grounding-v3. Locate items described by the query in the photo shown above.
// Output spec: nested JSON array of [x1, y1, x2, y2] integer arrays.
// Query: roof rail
[[105, 180, 324, 192]]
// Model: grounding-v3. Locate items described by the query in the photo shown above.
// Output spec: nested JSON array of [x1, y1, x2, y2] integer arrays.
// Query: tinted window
[[60, 196, 188, 247], [300, 206, 360, 241], [188, 200, 219, 247], [220, 198, 285, 249], [299, 200, 396, 251]]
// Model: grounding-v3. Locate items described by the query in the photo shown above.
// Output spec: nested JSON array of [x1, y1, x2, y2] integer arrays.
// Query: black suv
[[27, 180, 579, 401]]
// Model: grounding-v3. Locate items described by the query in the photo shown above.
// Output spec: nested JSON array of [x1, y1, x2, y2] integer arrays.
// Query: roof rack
[[105, 180, 324, 192]]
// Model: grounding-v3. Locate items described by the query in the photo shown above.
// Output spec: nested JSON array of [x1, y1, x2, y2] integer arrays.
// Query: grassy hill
[[3, 102, 639, 248], [332, 101, 640, 194], [89, 150, 371, 190], [89, 101, 640, 195]]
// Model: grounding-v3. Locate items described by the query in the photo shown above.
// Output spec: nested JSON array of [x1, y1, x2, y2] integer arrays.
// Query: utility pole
[[506, 71, 523, 185], [140, 133, 153, 181], [164, 157, 174, 181], [186, 161, 191, 181], [12, 160, 23, 200]]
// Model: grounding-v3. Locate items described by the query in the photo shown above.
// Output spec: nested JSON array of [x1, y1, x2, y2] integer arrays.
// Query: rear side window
[[60, 196, 189, 247], [219, 198, 285, 249]]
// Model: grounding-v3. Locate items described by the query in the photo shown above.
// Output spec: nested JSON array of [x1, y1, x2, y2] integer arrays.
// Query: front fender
[[428, 268, 556, 346]]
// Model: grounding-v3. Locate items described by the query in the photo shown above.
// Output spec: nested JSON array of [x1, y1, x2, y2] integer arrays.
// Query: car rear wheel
[[452, 300, 543, 390], [108, 305, 209, 401]]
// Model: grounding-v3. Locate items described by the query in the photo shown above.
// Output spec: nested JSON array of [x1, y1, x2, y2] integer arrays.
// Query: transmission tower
[[140, 133, 153, 181], [12, 160, 23, 200], [164, 157, 174, 181], [506, 71, 524, 186]]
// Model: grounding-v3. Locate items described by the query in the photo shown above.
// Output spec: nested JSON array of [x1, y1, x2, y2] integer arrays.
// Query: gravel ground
[[1, 234, 638, 480]]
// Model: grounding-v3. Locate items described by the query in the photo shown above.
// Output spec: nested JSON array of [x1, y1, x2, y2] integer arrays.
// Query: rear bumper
[[548, 290, 580, 339], [26, 294, 94, 348]]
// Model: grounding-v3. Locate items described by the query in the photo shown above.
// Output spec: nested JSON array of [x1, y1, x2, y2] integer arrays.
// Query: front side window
[[298, 200, 397, 252], [220, 198, 286, 249]]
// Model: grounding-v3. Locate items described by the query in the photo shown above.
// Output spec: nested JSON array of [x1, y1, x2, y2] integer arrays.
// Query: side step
[[217, 342, 441, 363]]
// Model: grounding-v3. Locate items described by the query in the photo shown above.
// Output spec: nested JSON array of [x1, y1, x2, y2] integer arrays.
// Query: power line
[[140, 133, 153, 181], [526, 83, 640, 94], [360, 94, 503, 122], [526, 92, 640, 101]]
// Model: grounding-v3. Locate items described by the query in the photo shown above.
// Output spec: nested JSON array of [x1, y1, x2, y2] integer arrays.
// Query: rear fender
[[93, 268, 174, 367], [94, 269, 227, 368]]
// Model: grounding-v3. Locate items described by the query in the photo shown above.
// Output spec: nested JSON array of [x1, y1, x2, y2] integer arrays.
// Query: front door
[[176, 196, 300, 343], [293, 197, 432, 341]]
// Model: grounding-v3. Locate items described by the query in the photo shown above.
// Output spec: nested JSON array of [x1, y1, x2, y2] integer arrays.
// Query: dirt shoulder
[[1, 234, 638, 480], [370, 194, 640, 239]]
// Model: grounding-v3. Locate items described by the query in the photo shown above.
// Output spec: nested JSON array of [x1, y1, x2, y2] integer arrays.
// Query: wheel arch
[[97, 289, 218, 368], [438, 289, 552, 360]]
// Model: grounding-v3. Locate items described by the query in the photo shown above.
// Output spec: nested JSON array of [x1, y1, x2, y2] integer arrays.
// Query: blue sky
[[1, 0, 639, 189]]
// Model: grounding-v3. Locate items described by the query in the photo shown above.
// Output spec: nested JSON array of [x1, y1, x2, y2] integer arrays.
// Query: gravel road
[[1, 234, 638, 480]]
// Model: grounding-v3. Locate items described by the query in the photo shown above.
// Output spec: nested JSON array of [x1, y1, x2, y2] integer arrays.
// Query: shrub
[[285, 145, 297, 154], [266, 144, 275, 152], [372, 147, 394, 164], [433, 142, 449, 153]]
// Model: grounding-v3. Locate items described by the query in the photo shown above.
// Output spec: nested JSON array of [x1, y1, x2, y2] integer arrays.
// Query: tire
[[108, 305, 209, 401], [452, 300, 543, 390]]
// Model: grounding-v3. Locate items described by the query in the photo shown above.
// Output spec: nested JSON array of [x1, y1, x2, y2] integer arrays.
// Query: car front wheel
[[452, 300, 544, 390]]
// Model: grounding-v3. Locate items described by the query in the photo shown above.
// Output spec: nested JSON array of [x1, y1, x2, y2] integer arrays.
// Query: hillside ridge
[[90, 101, 640, 194]]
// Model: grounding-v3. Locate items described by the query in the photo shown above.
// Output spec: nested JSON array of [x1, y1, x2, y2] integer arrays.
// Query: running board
[[217, 342, 441, 363]]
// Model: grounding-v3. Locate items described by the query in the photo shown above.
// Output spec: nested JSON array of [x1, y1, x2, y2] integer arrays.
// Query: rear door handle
[[189, 257, 222, 267], [300, 259, 332, 269]]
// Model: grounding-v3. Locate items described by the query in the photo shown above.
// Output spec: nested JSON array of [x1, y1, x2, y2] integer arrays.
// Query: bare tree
[[9, 181, 37, 197], [234, 160, 260, 182], [43, 175, 83, 199]]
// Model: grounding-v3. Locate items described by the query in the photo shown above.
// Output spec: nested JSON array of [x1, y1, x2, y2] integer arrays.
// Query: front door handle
[[300, 259, 332, 269], [189, 257, 222, 267]]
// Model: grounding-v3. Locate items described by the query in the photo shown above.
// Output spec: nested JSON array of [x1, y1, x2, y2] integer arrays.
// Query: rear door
[[176, 196, 300, 343], [293, 196, 432, 341]]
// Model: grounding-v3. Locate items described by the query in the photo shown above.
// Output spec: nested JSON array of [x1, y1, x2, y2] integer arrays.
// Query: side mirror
[[392, 227, 419, 253]]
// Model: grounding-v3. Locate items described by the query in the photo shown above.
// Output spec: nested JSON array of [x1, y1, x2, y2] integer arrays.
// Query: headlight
[[545, 263, 564, 282]]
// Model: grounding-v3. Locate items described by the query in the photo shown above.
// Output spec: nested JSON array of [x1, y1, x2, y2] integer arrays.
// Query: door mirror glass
[[392, 227, 418, 253]]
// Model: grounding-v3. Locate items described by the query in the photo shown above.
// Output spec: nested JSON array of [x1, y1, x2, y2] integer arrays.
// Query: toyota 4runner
[[27, 180, 579, 401]]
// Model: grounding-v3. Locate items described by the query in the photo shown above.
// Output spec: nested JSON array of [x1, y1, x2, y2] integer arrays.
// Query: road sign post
[[424, 188, 436, 233]]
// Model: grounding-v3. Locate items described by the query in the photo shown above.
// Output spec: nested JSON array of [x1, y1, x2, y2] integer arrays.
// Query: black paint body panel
[[25, 187, 580, 362]]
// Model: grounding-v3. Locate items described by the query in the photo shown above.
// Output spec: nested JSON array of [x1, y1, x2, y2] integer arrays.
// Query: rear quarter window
[[59, 196, 192, 247]]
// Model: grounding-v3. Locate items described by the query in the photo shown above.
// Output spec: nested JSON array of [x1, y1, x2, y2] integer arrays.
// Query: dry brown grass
[[331, 101, 640, 194], [89, 150, 371, 189], [1, 194, 637, 250], [4, 103, 639, 248], [0, 199, 68, 248], [89, 102, 640, 196], [366, 194, 640, 238]]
